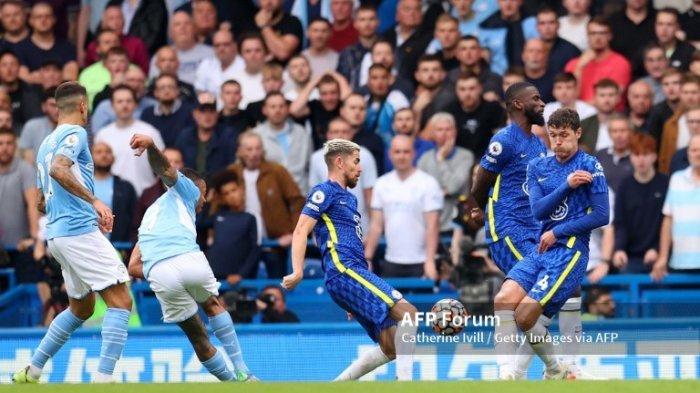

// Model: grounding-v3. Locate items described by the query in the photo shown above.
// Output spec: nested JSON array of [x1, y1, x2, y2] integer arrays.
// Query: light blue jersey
[[36, 124, 98, 239], [138, 172, 201, 278]]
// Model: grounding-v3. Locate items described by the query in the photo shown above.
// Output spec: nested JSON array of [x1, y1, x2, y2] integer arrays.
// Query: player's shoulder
[[527, 155, 548, 170], [578, 150, 603, 171], [308, 181, 336, 203]]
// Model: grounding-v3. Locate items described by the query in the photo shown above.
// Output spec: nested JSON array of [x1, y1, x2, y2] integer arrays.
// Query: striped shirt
[[663, 167, 700, 269]]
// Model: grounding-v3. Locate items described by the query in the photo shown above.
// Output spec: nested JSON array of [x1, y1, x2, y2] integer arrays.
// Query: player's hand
[[92, 199, 114, 233], [567, 170, 593, 189], [587, 262, 609, 283], [612, 250, 628, 269], [650, 259, 668, 282], [423, 259, 438, 281], [538, 230, 557, 253], [643, 249, 659, 266], [129, 134, 155, 156], [281, 271, 303, 290], [469, 208, 484, 227]]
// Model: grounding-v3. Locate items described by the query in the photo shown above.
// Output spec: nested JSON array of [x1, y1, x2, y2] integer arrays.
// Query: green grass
[[1, 380, 699, 393]]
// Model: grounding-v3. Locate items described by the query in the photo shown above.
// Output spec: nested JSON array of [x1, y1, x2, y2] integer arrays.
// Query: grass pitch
[[1, 380, 699, 393]]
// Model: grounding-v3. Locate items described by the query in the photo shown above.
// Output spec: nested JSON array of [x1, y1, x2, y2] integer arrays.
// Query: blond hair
[[324, 138, 360, 167]]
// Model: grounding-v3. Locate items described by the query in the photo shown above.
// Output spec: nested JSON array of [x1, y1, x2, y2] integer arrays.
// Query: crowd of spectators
[[1, 0, 700, 321]]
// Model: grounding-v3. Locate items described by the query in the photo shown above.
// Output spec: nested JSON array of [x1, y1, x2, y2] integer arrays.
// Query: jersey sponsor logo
[[311, 190, 325, 204], [550, 197, 569, 221], [353, 214, 360, 223], [488, 142, 503, 156], [520, 153, 528, 158]]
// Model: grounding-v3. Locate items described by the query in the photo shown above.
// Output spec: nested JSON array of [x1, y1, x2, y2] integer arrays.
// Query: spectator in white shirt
[[365, 135, 443, 279], [236, 33, 268, 108], [543, 72, 596, 123], [558, 0, 591, 52], [194, 29, 244, 109], [302, 17, 339, 79], [309, 117, 377, 234], [148, 10, 214, 84], [95, 85, 165, 196]]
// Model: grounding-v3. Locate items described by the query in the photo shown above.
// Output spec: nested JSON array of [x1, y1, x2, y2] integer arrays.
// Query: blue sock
[[31, 309, 84, 370], [97, 308, 130, 375], [209, 312, 249, 373], [201, 349, 235, 381]]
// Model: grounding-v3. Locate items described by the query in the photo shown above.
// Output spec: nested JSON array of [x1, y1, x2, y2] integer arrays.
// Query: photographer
[[256, 285, 299, 324]]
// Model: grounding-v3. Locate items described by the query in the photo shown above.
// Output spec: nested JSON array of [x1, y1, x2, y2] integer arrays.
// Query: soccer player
[[14, 82, 132, 383], [462, 81, 550, 378], [503, 107, 610, 379], [282, 139, 419, 381], [126, 134, 255, 382]]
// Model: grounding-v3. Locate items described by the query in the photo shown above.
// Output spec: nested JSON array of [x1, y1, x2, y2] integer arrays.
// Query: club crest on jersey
[[595, 162, 604, 171], [488, 141, 503, 156], [65, 134, 79, 146], [311, 190, 325, 204], [550, 197, 569, 221]]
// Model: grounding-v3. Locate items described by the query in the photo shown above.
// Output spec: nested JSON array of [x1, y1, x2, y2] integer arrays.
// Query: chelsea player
[[127, 134, 255, 382], [504, 108, 610, 379], [463, 82, 550, 378], [14, 82, 132, 383], [282, 139, 419, 381]]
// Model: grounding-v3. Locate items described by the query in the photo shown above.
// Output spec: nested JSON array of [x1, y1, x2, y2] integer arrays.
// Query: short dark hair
[[0, 127, 14, 138], [369, 63, 390, 75], [504, 81, 536, 108], [154, 73, 178, 87], [584, 286, 612, 311], [594, 78, 619, 92], [42, 87, 57, 102], [356, 4, 377, 15], [547, 107, 581, 130], [588, 16, 611, 31], [238, 32, 267, 51], [642, 42, 664, 58], [536, 6, 558, 18], [417, 54, 443, 68], [554, 72, 577, 85], [39, 59, 61, 70], [317, 74, 339, 88], [105, 46, 128, 60], [504, 65, 525, 78], [180, 167, 203, 184], [263, 91, 286, 105], [371, 38, 394, 52], [110, 84, 136, 102], [222, 79, 241, 89], [96, 28, 118, 41], [210, 170, 242, 193], [308, 16, 331, 28], [681, 73, 700, 87], [0, 50, 19, 63], [656, 7, 680, 22], [456, 71, 481, 84], [262, 284, 286, 301], [459, 34, 479, 44], [55, 82, 87, 112]]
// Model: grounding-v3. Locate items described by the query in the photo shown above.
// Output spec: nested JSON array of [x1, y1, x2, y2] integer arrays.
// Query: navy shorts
[[325, 267, 401, 342], [507, 245, 588, 317], [488, 234, 537, 274]]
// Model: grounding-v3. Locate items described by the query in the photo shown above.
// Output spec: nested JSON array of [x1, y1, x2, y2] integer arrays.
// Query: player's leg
[[97, 283, 132, 381], [201, 296, 254, 380], [558, 289, 582, 370], [388, 299, 418, 380], [514, 297, 564, 378], [14, 238, 95, 383], [178, 313, 235, 381]]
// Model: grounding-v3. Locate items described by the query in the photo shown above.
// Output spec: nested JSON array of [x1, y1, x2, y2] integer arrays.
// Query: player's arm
[[130, 134, 177, 187], [127, 243, 144, 279], [37, 189, 46, 214], [282, 214, 317, 290], [529, 169, 590, 220], [50, 154, 113, 231], [364, 209, 384, 262], [652, 215, 672, 282]]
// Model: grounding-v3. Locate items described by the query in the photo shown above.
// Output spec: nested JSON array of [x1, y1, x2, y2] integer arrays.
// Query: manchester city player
[[127, 134, 255, 382], [504, 108, 610, 379], [282, 139, 419, 381], [462, 82, 549, 378], [14, 82, 132, 383]]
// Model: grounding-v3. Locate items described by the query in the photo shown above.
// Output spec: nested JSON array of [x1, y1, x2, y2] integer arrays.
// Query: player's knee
[[201, 296, 225, 317], [72, 307, 94, 321], [514, 310, 536, 332], [494, 289, 514, 310]]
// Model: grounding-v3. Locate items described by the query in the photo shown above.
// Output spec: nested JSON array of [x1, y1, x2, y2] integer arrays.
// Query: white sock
[[495, 310, 518, 377], [334, 346, 390, 381], [524, 317, 560, 372], [28, 364, 42, 380], [93, 371, 113, 383], [514, 315, 550, 377], [558, 297, 582, 367], [394, 318, 417, 381]]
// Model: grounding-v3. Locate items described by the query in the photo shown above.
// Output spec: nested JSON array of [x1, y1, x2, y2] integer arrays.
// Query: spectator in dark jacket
[[108, 0, 168, 54], [174, 93, 237, 178], [0, 50, 42, 132], [204, 171, 260, 284], [613, 133, 668, 274], [92, 142, 136, 244], [140, 74, 195, 147]]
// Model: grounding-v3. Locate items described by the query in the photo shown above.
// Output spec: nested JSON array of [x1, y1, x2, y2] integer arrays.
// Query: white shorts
[[48, 230, 130, 299], [147, 251, 220, 323]]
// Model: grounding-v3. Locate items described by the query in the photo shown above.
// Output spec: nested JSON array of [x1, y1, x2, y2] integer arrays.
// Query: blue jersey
[[527, 150, 608, 250], [302, 180, 366, 279], [480, 124, 547, 244], [36, 124, 98, 239], [138, 172, 202, 278]]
